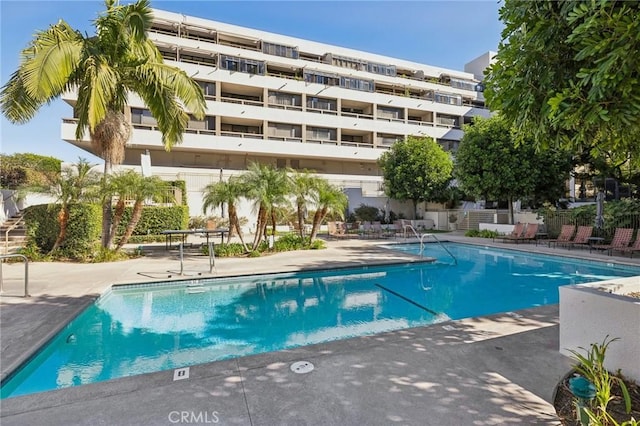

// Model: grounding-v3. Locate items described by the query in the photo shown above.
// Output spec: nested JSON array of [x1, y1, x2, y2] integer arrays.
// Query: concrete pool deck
[[1, 235, 639, 425]]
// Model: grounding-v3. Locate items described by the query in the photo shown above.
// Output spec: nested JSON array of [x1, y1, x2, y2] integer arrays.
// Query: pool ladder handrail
[[176, 242, 216, 276], [0, 254, 30, 297], [403, 225, 457, 265]]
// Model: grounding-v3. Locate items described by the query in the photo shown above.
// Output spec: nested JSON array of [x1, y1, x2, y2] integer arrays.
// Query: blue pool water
[[2, 243, 638, 398]]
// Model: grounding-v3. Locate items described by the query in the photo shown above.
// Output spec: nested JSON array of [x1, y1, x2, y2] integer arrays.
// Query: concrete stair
[[1, 213, 28, 256]]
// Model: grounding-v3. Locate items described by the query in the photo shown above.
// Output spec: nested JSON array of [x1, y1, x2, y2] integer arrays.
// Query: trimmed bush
[[115, 205, 189, 236], [23, 203, 101, 260]]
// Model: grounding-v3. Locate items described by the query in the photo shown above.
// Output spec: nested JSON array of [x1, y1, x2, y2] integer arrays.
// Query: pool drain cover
[[290, 361, 314, 374]]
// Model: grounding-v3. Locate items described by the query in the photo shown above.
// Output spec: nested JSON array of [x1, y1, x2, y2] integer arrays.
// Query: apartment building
[[61, 8, 493, 219]]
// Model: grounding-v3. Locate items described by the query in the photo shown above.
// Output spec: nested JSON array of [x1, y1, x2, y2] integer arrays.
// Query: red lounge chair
[[563, 226, 593, 250], [592, 228, 634, 255], [515, 223, 539, 244], [498, 223, 525, 242], [547, 224, 576, 248], [619, 229, 640, 258]]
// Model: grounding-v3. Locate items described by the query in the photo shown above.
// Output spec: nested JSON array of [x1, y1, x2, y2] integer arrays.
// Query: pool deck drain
[[290, 361, 314, 374]]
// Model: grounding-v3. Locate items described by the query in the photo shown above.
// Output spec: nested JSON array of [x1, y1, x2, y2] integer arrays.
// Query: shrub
[[23, 203, 101, 260], [354, 204, 383, 222], [114, 205, 189, 236], [202, 243, 246, 257], [465, 229, 498, 239]]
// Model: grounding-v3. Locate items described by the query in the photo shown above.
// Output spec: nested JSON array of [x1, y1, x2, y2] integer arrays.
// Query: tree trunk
[[50, 207, 69, 253], [297, 200, 305, 238], [308, 208, 326, 242], [508, 195, 514, 225], [116, 200, 143, 251], [101, 160, 114, 248], [251, 206, 267, 250], [412, 199, 418, 219], [229, 204, 248, 252], [109, 199, 126, 245], [270, 210, 277, 250]]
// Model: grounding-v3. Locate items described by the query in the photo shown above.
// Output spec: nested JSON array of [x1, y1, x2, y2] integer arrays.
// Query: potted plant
[[448, 213, 458, 231]]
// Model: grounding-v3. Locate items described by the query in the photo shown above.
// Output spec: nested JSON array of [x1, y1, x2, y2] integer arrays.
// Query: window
[[367, 62, 396, 77], [268, 91, 301, 106], [377, 107, 404, 120], [276, 159, 287, 169], [197, 81, 216, 98], [131, 108, 157, 126], [449, 78, 477, 91], [262, 42, 299, 59], [290, 159, 300, 169], [306, 96, 337, 111], [219, 55, 265, 75], [307, 127, 336, 140], [340, 76, 374, 92], [304, 72, 339, 86], [434, 92, 462, 106], [268, 123, 301, 138]]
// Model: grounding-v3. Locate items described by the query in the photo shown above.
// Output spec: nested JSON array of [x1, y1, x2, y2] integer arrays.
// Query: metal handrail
[[0, 254, 29, 297], [403, 224, 457, 265], [5, 215, 24, 254]]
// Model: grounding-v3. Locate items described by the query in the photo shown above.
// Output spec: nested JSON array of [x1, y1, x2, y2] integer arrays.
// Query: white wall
[[559, 277, 640, 383]]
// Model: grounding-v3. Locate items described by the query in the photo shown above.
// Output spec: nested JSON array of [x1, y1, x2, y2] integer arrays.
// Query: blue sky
[[1, 1, 503, 163]]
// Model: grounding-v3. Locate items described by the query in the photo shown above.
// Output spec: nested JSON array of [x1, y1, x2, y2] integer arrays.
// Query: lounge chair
[[498, 223, 525, 242], [562, 226, 593, 250], [371, 221, 384, 238], [513, 223, 539, 244], [327, 221, 349, 239], [619, 229, 640, 258], [547, 224, 576, 248], [592, 228, 634, 255]]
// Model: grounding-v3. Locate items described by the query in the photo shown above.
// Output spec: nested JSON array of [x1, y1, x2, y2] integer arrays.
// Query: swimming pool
[[2, 243, 638, 398]]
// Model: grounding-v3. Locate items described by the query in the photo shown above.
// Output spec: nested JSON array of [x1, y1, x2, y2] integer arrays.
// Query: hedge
[[114, 205, 189, 236], [23, 203, 101, 260]]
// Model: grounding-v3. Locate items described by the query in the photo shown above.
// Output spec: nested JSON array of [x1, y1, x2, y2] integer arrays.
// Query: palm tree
[[290, 170, 321, 238], [202, 177, 249, 252], [0, 0, 206, 248], [103, 170, 139, 246], [308, 181, 348, 242], [241, 163, 291, 250], [115, 174, 168, 251], [48, 158, 101, 253]]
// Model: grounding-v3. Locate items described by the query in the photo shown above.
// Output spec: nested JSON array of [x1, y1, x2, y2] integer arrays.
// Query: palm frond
[[0, 71, 41, 123], [20, 21, 84, 101]]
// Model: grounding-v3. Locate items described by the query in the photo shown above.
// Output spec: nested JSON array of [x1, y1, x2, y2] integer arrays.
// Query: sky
[[0, 0, 503, 163]]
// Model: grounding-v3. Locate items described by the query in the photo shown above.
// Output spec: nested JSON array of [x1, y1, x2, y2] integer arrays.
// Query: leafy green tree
[[308, 181, 348, 241], [115, 174, 168, 251], [202, 177, 249, 252], [0, 153, 61, 190], [241, 163, 291, 250], [454, 116, 569, 223], [378, 136, 453, 217], [485, 0, 640, 159], [48, 158, 101, 253], [0, 0, 206, 248]]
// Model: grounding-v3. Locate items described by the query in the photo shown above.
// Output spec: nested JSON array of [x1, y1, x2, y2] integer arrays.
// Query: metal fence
[[541, 211, 640, 240]]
